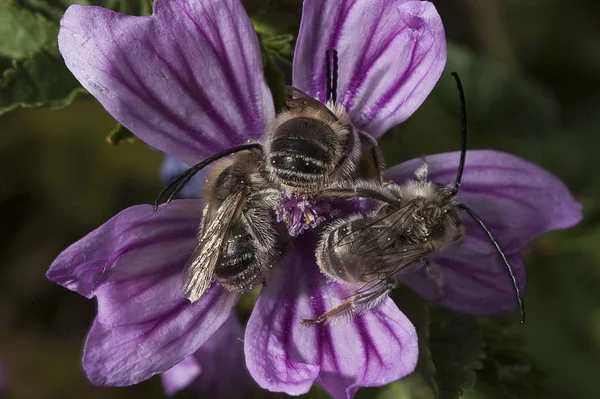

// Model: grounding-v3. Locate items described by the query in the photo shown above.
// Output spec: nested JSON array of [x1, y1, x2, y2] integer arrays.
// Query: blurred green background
[[1, 0, 600, 398]]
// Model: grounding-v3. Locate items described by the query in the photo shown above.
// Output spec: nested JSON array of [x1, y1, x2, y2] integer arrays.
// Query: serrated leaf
[[0, 3, 59, 59], [0, 49, 85, 116], [106, 123, 136, 145], [429, 308, 486, 399], [478, 321, 545, 399]]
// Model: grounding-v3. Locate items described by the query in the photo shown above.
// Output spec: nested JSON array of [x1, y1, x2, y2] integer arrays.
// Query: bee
[[303, 72, 525, 324], [265, 49, 383, 192], [155, 147, 287, 302]]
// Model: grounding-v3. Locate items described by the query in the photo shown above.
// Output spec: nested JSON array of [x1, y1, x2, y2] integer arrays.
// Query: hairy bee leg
[[424, 260, 446, 302], [301, 282, 396, 325]]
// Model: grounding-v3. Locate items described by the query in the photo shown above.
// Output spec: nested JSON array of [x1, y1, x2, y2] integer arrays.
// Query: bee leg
[[424, 260, 445, 302], [301, 281, 396, 325]]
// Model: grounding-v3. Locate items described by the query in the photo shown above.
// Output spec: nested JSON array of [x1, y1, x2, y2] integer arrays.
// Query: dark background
[[1, 0, 599, 398]]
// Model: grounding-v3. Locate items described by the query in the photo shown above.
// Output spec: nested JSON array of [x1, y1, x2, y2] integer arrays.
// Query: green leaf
[[255, 29, 294, 110], [429, 308, 486, 399], [18, 1, 65, 22], [0, 49, 85, 116], [477, 321, 545, 399], [106, 123, 136, 145], [0, 3, 59, 59]]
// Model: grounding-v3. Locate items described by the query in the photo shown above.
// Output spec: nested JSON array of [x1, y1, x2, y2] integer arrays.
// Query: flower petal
[[160, 155, 205, 199], [84, 283, 238, 386], [47, 200, 203, 298], [245, 235, 418, 398], [190, 313, 255, 397], [59, 0, 274, 165], [161, 356, 201, 396], [402, 249, 527, 316], [386, 150, 583, 254], [294, 0, 446, 138], [161, 314, 251, 396]]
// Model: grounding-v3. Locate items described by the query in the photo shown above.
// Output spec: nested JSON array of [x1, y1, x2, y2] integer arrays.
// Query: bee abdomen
[[216, 236, 263, 291], [317, 223, 370, 284]]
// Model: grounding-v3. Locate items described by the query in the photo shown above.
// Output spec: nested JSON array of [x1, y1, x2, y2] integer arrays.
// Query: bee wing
[[285, 86, 339, 121], [335, 202, 420, 253], [182, 192, 244, 302]]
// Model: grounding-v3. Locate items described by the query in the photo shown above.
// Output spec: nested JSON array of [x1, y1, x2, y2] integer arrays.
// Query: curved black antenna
[[325, 50, 332, 102], [459, 204, 525, 324], [154, 143, 263, 210], [331, 49, 339, 103], [450, 72, 467, 196]]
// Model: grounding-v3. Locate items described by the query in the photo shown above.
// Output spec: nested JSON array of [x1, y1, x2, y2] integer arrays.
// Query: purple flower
[[46, 1, 581, 398]]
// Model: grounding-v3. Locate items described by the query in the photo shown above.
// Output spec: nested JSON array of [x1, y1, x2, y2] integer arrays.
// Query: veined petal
[[84, 283, 238, 386], [59, 0, 274, 165], [386, 150, 583, 254], [161, 356, 201, 396], [403, 249, 527, 316], [245, 236, 418, 399], [294, 0, 446, 138], [47, 200, 203, 298]]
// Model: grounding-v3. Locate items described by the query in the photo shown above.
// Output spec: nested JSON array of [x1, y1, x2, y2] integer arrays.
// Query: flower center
[[274, 191, 338, 237]]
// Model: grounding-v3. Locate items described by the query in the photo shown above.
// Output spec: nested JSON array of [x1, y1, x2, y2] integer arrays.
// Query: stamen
[[275, 191, 335, 237]]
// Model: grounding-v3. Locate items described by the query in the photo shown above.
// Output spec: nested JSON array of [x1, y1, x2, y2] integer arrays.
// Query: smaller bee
[[303, 73, 525, 324], [155, 147, 286, 302]]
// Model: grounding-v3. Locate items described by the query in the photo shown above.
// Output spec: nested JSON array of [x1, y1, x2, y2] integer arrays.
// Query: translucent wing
[[285, 86, 339, 121], [182, 192, 244, 302], [335, 201, 421, 254]]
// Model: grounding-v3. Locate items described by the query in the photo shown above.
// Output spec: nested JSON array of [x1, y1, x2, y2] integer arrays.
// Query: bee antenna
[[325, 50, 332, 102], [450, 72, 467, 196], [332, 49, 338, 103], [154, 143, 263, 210], [459, 204, 525, 324]]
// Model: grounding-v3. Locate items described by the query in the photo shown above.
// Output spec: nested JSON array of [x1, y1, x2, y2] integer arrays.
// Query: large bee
[[155, 147, 286, 302], [303, 73, 525, 324], [157, 50, 380, 205]]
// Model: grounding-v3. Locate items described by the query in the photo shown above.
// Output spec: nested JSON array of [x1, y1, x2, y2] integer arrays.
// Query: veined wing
[[182, 192, 244, 302], [335, 201, 420, 255]]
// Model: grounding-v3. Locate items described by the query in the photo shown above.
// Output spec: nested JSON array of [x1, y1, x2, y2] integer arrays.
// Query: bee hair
[[154, 143, 263, 210]]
